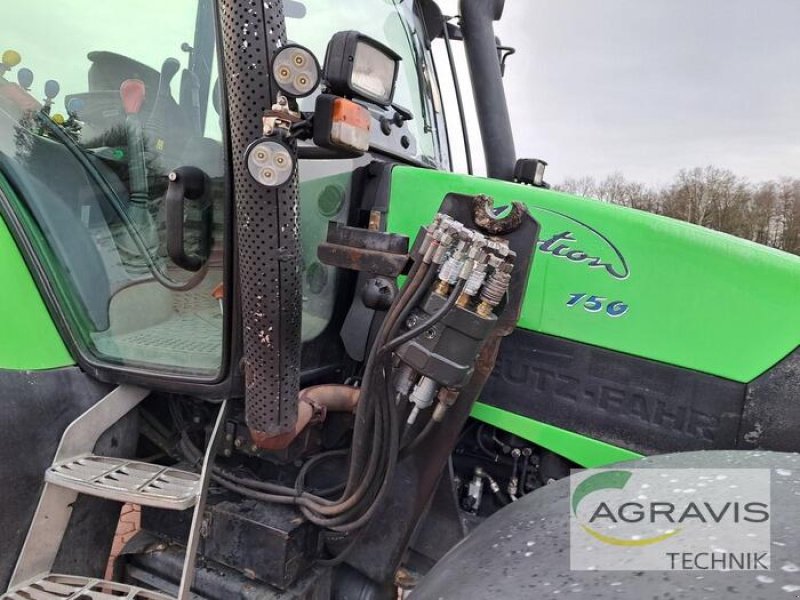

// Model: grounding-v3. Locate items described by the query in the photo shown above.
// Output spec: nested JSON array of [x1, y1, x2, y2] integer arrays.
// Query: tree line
[[556, 166, 800, 256]]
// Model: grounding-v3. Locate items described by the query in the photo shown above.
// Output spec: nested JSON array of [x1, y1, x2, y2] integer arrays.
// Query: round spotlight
[[271, 44, 320, 98], [245, 137, 295, 188]]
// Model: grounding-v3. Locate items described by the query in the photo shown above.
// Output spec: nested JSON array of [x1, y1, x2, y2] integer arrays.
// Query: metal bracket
[[10, 385, 151, 588], [177, 399, 228, 600], [9, 387, 228, 600]]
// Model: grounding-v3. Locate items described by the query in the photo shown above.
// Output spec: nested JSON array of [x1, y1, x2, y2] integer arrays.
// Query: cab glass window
[[1, 1, 225, 377], [285, 0, 450, 169]]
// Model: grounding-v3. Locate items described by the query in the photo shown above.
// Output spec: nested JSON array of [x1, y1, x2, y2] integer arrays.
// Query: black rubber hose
[[300, 375, 392, 524], [329, 364, 400, 533], [296, 357, 391, 515], [176, 256, 439, 531], [295, 449, 349, 494], [381, 278, 467, 354], [299, 358, 398, 530], [179, 434, 301, 497], [340, 262, 431, 496], [400, 416, 438, 458], [304, 269, 455, 526], [211, 472, 299, 505], [301, 259, 434, 517], [314, 533, 360, 567], [301, 394, 386, 514], [384, 266, 438, 343]]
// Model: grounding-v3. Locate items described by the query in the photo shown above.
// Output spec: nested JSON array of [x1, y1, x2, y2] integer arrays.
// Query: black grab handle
[[166, 166, 212, 272]]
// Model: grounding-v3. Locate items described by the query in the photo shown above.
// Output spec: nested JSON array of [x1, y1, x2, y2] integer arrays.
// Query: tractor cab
[[1, 1, 526, 597], [0, 0, 451, 383], [0, 2, 438, 382], [1, 2, 227, 381]]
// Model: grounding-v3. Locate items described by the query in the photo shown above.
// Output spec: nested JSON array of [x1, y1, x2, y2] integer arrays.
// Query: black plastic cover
[[396, 291, 496, 387], [481, 329, 746, 455], [739, 346, 800, 452]]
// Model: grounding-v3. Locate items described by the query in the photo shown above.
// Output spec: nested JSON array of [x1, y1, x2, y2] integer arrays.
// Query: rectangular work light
[[323, 31, 401, 106]]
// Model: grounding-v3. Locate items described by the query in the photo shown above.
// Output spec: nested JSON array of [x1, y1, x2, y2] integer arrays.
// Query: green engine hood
[[386, 167, 800, 383]]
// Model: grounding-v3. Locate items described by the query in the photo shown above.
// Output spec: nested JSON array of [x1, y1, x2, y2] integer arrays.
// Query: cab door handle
[[166, 166, 212, 272]]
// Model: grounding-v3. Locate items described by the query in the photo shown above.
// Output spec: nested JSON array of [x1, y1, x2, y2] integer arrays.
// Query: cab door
[[0, 0, 229, 585], [0, 0, 229, 386]]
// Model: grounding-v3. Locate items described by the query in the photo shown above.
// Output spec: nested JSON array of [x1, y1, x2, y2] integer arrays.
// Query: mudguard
[[413, 450, 800, 599]]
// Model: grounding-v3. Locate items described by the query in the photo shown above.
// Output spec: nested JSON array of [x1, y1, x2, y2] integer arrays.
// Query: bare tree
[[776, 177, 800, 255], [556, 166, 800, 256], [749, 182, 779, 248], [558, 175, 598, 198]]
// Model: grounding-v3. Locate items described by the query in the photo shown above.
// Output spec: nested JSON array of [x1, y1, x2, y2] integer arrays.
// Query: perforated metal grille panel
[[220, 0, 301, 435]]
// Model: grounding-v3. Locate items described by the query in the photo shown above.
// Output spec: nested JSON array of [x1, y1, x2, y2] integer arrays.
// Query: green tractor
[[0, 1, 798, 599]]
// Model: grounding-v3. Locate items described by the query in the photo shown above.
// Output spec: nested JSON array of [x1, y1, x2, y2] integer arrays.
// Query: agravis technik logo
[[570, 469, 771, 571]]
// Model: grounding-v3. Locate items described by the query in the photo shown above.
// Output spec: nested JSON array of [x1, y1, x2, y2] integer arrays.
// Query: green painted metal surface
[[387, 167, 800, 383], [0, 206, 73, 370], [470, 402, 642, 467]]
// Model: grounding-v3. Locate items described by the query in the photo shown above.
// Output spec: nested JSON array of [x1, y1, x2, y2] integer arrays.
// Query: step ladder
[[3, 385, 228, 600]]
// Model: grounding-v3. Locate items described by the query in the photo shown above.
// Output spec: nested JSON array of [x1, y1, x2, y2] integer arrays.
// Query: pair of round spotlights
[[246, 44, 321, 188]]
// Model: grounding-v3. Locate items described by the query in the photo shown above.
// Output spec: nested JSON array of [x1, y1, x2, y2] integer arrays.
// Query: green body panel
[[470, 402, 641, 467], [387, 167, 800, 383], [0, 208, 73, 370]]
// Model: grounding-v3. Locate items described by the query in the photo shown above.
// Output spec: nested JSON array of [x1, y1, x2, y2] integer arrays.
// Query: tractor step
[[46, 455, 199, 510], [9, 386, 228, 600], [2, 574, 173, 599]]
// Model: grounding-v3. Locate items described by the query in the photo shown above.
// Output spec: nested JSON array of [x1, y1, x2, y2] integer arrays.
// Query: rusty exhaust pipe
[[251, 385, 361, 450]]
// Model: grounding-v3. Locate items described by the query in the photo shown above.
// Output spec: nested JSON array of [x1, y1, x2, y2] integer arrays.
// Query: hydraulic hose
[[400, 416, 438, 458], [381, 278, 467, 354], [174, 241, 470, 538], [339, 262, 432, 494], [290, 261, 438, 528], [205, 259, 431, 533]]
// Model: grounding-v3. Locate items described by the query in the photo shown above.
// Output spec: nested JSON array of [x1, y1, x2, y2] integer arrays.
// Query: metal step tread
[[2, 574, 173, 599], [46, 455, 199, 510]]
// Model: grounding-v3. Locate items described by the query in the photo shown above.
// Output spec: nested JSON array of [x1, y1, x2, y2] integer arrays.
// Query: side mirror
[[166, 166, 212, 271], [416, 0, 445, 48]]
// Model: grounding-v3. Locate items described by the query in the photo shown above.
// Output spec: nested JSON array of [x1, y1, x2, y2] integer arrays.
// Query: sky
[[436, 0, 800, 186], [5, 1, 797, 186]]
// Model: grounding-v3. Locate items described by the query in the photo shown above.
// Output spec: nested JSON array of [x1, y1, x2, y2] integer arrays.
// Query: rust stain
[[471, 194, 524, 234], [105, 503, 141, 580]]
